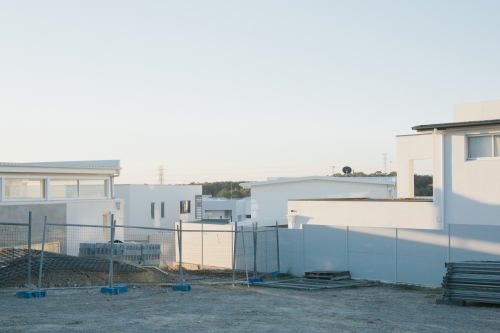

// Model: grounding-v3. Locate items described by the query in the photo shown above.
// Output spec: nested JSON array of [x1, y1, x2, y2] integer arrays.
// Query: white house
[[0, 160, 124, 255], [202, 196, 250, 222], [240, 176, 396, 226], [278, 100, 500, 286], [114, 184, 202, 230], [288, 100, 500, 230]]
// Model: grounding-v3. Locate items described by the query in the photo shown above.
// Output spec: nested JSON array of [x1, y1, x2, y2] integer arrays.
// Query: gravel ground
[[1, 283, 500, 332]]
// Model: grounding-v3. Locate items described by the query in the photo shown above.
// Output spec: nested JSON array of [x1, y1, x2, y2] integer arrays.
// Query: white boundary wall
[[279, 224, 500, 286]]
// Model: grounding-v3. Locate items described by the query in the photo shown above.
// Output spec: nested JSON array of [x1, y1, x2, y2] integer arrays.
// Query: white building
[[0, 160, 124, 255], [114, 184, 202, 229], [240, 176, 396, 226], [202, 196, 250, 222], [279, 100, 500, 286], [288, 100, 500, 230]]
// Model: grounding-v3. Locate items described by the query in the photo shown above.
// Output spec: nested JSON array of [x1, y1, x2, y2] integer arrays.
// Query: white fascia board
[[240, 176, 396, 188]]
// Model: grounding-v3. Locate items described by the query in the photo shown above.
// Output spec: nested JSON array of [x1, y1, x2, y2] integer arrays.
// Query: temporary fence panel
[[41, 223, 121, 288], [202, 224, 234, 270], [177, 223, 204, 269], [119, 226, 176, 267], [234, 226, 279, 276], [0, 221, 31, 288]]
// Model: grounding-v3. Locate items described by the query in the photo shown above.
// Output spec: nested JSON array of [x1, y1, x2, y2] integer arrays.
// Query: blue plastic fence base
[[172, 284, 192, 291], [16, 290, 48, 298], [248, 278, 264, 283], [100, 285, 128, 295]]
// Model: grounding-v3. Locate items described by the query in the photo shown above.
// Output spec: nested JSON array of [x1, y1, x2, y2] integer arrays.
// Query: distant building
[[288, 99, 500, 229], [240, 176, 396, 226], [202, 196, 250, 222], [114, 184, 202, 230], [0, 160, 123, 255]]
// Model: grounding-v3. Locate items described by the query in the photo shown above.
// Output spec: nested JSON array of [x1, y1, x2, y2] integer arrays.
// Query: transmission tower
[[158, 165, 164, 185], [383, 153, 388, 174]]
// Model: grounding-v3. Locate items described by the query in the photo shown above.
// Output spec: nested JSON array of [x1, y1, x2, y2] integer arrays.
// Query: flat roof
[[241, 175, 396, 187], [412, 119, 500, 132], [0, 160, 121, 176]]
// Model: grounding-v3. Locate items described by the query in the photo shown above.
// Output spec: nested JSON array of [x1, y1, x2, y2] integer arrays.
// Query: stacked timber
[[442, 262, 500, 304], [304, 271, 351, 281]]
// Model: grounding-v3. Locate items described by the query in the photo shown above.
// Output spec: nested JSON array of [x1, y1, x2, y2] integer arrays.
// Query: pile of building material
[[304, 271, 351, 281], [442, 262, 500, 304], [253, 271, 378, 290], [79, 243, 161, 267]]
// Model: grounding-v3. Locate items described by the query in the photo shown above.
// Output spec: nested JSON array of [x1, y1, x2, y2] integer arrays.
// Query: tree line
[[193, 172, 433, 199], [331, 171, 433, 196], [189, 181, 251, 199]]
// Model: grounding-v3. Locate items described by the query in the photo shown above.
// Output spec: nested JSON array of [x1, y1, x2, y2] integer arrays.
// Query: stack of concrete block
[[78, 243, 96, 258], [141, 244, 161, 266]]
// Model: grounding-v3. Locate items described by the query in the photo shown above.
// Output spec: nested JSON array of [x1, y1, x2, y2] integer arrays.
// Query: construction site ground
[[2, 282, 500, 332]]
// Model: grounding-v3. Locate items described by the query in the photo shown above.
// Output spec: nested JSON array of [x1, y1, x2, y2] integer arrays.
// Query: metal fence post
[[38, 216, 47, 290], [232, 222, 238, 287], [276, 221, 280, 273], [395, 228, 398, 283], [178, 220, 183, 285], [241, 226, 249, 288], [108, 214, 115, 288], [253, 223, 257, 277], [27, 212, 32, 291], [201, 223, 204, 267]]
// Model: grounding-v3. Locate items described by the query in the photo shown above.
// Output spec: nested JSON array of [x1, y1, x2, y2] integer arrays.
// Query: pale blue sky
[[1, 1, 499, 183]]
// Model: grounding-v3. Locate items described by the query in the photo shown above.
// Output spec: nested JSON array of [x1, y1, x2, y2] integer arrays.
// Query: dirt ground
[[2, 283, 500, 333]]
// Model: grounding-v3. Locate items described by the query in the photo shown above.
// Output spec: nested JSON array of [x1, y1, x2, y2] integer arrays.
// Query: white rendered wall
[[279, 224, 500, 286], [115, 184, 201, 229], [454, 100, 500, 122], [251, 180, 392, 222], [444, 127, 500, 226], [288, 200, 439, 229], [66, 199, 125, 255]]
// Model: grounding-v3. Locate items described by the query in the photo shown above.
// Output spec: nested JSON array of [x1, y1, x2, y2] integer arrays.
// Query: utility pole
[[383, 154, 388, 174], [158, 165, 164, 185], [332, 166, 335, 176]]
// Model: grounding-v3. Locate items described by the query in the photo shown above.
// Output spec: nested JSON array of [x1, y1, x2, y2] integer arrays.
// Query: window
[[151, 202, 155, 219], [50, 180, 78, 198], [161, 202, 165, 218], [180, 200, 190, 214], [5, 179, 45, 199], [468, 135, 500, 159], [79, 180, 106, 198]]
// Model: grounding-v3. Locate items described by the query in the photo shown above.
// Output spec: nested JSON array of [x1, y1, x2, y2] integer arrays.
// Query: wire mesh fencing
[[0, 220, 31, 288], [1, 215, 281, 291], [234, 224, 280, 280], [177, 222, 280, 283]]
